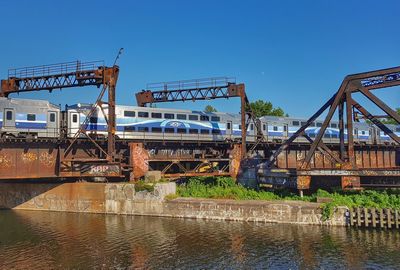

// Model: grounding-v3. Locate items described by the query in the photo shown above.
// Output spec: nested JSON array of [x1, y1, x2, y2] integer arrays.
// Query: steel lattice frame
[[0, 60, 120, 167], [266, 66, 400, 171], [136, 77, 266, 158]]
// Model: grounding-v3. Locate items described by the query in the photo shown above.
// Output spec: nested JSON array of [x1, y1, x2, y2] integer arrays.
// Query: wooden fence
[[349, 207, 400, 229]]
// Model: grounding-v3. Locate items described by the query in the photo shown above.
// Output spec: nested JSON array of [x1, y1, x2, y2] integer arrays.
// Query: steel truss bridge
[[0, 58, 399, 190]]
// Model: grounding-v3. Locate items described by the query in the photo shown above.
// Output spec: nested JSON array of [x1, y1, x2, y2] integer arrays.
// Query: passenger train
[[1, 97, 399, 144]]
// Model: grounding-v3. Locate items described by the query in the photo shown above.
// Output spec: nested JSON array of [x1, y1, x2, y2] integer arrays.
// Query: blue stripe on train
[[86, 123, 228, 134], [15, 122, 46, 129]]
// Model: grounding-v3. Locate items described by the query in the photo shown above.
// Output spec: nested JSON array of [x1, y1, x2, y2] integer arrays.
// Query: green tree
[[204, 105, 217, 113], [248, 100, 287, 117], [381, 107, 400, 125]]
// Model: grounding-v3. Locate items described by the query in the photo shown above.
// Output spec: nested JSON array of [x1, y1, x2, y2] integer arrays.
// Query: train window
[[138, 112, 149, 118], [250, 124, 254, 131], [164, 113, 175, 119], [301, 121, 307, 126], [238, 125, 242, 130], [227, 122, 231, 130], [164, 128, 174, 133], [396, 128, 400, 132], [331, 134, 338, 138], [309, 133, 315, 138], [212, 129, 221, 134], [177, 128, 186, 134], [72, 114, 78, 123], [361, 131, 366, 135], [49, 113, 56, 122], [177, 114, 187, 120], [324, 134, 330, 138], [138, 127, 149, 132], [189, 115, 199, 121], [151, 113, 162, 118], [292, 121, 300, 126], [331, 123, 338, 128], [263, 124, 266, 131], [27, 114, 36, 121], [211, 116, 220, 122], [200, 115, 209, 121], [6, 111, 12, 120], [89, 117, 97, 123], [124, 111, 135, 117], [189, 129, 198, 134], [284, 126, 287, 131], [273, 126, 278, 131], [200, 129, 209, 134], [309, 122, 315, 127], [316, 122, 322, 127], [124, 126, 135, 132], [152, 127, 162, 133]]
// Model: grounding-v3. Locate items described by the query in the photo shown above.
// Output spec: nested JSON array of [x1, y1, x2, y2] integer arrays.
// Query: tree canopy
[[381, 107, 400, 125], [248, 100, 287, 117], [204, 105, 217, 113]]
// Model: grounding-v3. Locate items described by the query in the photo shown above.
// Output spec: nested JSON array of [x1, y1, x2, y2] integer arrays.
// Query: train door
[[48, 111, 58, 137], [262, 122, 268, 141], [69, 111, 80, 136], [226, 121, 232, 138], [283, 123, 289, 138], [4, 108, 15, 128]]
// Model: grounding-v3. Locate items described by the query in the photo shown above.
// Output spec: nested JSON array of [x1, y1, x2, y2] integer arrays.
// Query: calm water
[[1, 210, 400, 269]]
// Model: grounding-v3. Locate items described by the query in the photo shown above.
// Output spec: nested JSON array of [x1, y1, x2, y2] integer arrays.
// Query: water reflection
[[0, 210, 400, 269]]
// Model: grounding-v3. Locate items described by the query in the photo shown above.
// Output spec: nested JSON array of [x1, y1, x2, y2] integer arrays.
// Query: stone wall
[[0, 182, 347, 226]]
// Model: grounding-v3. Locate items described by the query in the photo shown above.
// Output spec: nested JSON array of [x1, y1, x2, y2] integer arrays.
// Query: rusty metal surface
[[0, 61, 105, 96], [129, 143, 149, 180], [1, 57, 123, 178], [262, 66, 400, 188], [135, 77, 266, 159]]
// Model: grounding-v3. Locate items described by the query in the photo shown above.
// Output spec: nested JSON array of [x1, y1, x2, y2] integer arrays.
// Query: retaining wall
[[0, 182, 347, 226]]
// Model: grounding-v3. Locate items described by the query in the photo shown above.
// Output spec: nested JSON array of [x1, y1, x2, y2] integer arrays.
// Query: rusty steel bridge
[[0, 57, 399, 191]]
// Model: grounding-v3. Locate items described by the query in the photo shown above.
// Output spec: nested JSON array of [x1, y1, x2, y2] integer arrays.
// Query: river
[[0, 210, 399, 269]]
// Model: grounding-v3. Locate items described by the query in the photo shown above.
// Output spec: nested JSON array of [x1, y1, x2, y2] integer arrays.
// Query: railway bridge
[[0, 57, 398, 191]]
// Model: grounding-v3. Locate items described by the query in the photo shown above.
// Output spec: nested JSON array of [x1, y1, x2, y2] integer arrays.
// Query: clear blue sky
[[0, 0, 399, 118]]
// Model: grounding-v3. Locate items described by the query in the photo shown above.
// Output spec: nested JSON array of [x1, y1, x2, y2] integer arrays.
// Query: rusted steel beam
[[338, 101, 345, 160], [0, 61, 105, 96], [352, 99, 400, 144], [346, 92, 355, 167], [136, 77, 242, 106], [358, 86, 400, 124], [297, 169, 400, 177], [266, 94, 336, 167], [303, 134, 344, 164], [135, 77, 265, 158]]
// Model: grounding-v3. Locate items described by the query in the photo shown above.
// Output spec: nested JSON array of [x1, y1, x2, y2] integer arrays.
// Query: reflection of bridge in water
[[1, 211, 400, 269]]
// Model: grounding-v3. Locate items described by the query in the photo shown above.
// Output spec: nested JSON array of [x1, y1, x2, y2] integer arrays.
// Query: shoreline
[[0, 182, 348, 226]]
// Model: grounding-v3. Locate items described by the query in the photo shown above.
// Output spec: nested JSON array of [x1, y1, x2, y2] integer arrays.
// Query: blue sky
[[0, 0, 399, 118]]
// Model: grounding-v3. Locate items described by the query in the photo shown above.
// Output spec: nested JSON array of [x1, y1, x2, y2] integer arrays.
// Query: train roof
[[68, 103, 240, 117], [0, 97, 59, 109]]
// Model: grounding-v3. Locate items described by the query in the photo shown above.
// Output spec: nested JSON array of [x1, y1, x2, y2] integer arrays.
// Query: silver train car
[[1, 97, 399, 144], [0, 97, 60, 138]]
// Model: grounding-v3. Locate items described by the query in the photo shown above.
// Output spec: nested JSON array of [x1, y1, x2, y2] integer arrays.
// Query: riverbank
[[0, 182, 347, 226]]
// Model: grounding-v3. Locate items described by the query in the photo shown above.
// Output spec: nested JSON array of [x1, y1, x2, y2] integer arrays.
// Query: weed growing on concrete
[[177, 177, 400, 220], [134, 180, 155, 192]]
